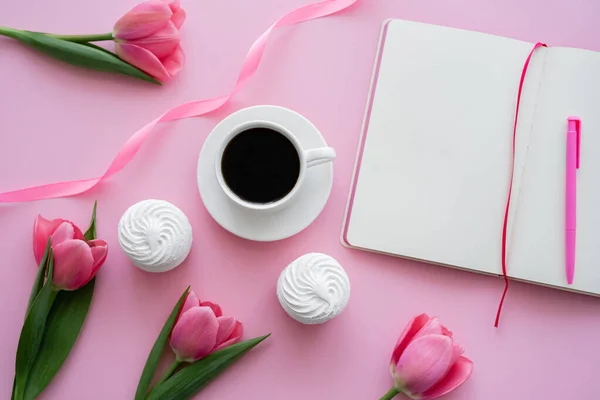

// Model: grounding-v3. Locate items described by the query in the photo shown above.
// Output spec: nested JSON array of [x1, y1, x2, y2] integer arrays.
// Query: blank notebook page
[[509, 47, 600, 293], [345, 20, 540, 274]]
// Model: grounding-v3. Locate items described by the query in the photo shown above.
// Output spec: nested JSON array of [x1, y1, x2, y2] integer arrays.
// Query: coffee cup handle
[[304, 147, 336, 168]]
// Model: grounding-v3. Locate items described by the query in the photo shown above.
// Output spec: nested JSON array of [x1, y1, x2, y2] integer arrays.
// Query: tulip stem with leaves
[[12, 201, 107, 400], [0, 0, 186, 83], [0, 26, 158, 84]]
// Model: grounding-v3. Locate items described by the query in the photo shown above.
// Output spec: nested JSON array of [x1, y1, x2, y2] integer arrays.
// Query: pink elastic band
[[0, 0, 360, 203], [495, 42, 546, 327]]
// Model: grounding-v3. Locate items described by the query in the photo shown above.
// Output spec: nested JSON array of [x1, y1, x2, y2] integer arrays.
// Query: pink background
[[1, 0, 600, 399]]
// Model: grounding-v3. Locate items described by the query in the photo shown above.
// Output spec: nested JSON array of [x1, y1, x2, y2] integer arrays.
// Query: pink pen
[[566, 116, 581, 284]]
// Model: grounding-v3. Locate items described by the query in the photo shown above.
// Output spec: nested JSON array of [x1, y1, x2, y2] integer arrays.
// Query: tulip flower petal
[[200, 301, 222, 318], [395, 335, 455, 395], [441, 326, 453, 338], [116, 43, 170, 81], [161, 44, 185, 77], [51, 221, 84, 246], [215, 316, 236, 345], [413, 318, 444, 340], [171, 8, 186, 29], [113, 1, 172, 40], [451, 343, 464, 365], [88, 239, 108, 276], [167, 0, 181, 13], [53, 240, 94, 291], [391, 313, 430, 365], [181, 290, 200, 314], [214, 320, 243, 351], [420, 357, 474, 400], [130, 21, 180, 59], [33, 216, 65, 264], [170, 306, 219, 362]]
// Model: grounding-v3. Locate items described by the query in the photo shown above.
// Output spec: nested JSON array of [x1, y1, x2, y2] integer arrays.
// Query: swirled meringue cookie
[[277, 253, 350, 324], [118, 199, 193, 273]]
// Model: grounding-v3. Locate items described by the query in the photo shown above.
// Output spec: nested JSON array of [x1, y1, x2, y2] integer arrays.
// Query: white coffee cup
[[215, 120, 336, 212]]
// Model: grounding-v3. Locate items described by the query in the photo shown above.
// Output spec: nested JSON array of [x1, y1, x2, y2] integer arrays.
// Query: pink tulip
[[170, 291, 243, 363], [33, 216, 108, 291], [113, 0, 186, 82], [33, 216, 79, 265], [381, 314, 473, 400]]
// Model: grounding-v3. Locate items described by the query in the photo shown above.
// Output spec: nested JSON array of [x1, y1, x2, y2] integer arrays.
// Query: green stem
[[150, 360, 181, 394], [0, 27, 113, 42], [379, 387, 401, 400], [0, 26, 21, 40], [44, 32, 113, 42]]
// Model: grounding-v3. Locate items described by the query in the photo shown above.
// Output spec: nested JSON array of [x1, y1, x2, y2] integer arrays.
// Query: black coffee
[[221, 127, 300, 203]]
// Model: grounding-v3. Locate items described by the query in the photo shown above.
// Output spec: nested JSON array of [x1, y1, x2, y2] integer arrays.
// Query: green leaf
[[81, 42, 122, 57], [0, 27, 160, 84], [134, 287, 190, 400], [146, 334, 271, 400], [26, 239, 51, 315], [83, 201, 98, 241], [13, 253, 57, 400], [23, 279, 95, 400]]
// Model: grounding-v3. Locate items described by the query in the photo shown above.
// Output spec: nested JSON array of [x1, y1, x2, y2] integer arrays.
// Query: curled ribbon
[[0, 0, 360, 203]]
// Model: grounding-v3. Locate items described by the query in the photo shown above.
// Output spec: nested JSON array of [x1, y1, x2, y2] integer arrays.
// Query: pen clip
[[568, 117, 581, 169]]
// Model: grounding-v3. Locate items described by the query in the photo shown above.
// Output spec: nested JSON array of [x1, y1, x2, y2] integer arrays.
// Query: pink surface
[[1, 0, 599, 399]]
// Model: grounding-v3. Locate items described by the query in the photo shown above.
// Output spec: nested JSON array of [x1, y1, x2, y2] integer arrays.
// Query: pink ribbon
[[495, 42, 546, 327], [0, 0, 360, 203]]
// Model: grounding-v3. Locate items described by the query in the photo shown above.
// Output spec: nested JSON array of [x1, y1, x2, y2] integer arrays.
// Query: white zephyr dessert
[[277, 253, 351, 324], [118, 199, 193, 273]]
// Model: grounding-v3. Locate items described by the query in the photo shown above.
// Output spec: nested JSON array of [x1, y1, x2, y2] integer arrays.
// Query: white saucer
[[197, 105, 333, 241]]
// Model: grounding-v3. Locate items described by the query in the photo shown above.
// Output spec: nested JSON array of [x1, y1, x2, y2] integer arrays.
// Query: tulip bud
[[169, 291, 243, 363], [33, 217, 108, 291], [113, 0, 186, 81], [382, 314, 473, 400], [33, 216, 81, 265]]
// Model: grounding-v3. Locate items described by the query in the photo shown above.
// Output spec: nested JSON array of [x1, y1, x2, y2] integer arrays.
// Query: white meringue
[[118, 199, 193, 273], [277, 253, 350, 324]]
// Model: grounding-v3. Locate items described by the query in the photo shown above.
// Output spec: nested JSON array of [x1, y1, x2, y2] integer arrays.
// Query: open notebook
[[342, 19, 600, 295]]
